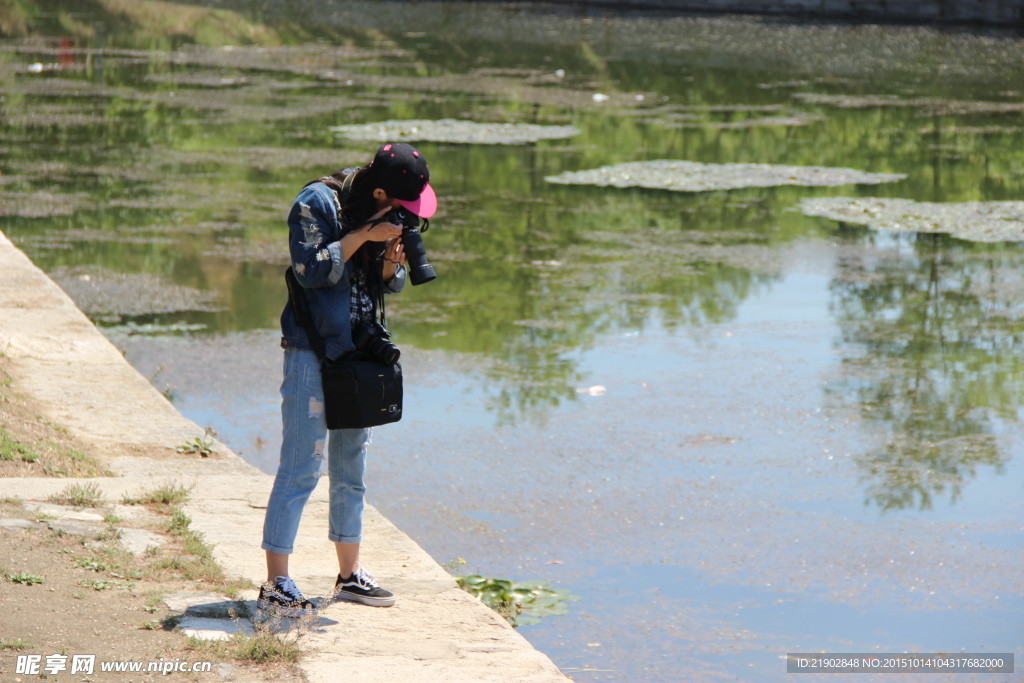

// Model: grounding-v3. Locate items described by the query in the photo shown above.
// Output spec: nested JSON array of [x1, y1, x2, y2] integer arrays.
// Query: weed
[[0, 638, 31, 650], [103, 514, 122, 524], [7, 572, 44, 585], [442, 557, 467, 573], [71, 592, 84, 599], [145, 545, 160, 557], [79, 579, 128, 591], [232, 628, 301, 663], [0, 496, 23, 506], [0, 428, 39, 462], [73, 558, 108, 572], [454, 574, 580, 627], [141, 620, 161, 630], [123, 483, 192, 506], [161, 614, 183, 630], [176, 431, 214, 457], [167, 508, 192, 535], [35, 512, 60, 521], [47, 482, 105, 507]]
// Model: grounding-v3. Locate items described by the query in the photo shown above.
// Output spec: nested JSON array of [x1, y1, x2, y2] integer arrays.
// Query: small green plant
[[103, 514, 122, 524], [73, 558, 108, 572], [0, 638, 31, 650], [123, 483, 192, 506], [161, 614, 183, 630], [7, 572, 44, 585], [141, 620, 161, 630], [167, 508, 192, 535], [0, 428, 39, 462], [0, 496, 23, 506], [176, 432, 213, 457], [47, 482, 105, 507], [79, 579, 122, 591], [454, 574, 580, 627], [442, 557, 467, 572]]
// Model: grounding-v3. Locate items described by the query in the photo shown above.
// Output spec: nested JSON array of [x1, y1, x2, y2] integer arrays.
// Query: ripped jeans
[[262, 348, 370, 554]]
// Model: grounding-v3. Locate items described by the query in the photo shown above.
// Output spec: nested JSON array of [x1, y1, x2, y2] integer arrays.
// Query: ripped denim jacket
[[279, 182, 406, 360]]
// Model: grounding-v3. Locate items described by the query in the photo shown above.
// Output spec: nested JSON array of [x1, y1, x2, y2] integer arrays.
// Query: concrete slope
[[0, 229, 569, 683]]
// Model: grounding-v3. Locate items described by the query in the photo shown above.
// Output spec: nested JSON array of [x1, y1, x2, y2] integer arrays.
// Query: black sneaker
[[334, 566, 395, 607], [257, 576, 319, 618]]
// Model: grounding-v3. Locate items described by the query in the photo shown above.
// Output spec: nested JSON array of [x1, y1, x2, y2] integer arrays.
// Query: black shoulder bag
[[284, 264, 403, 431]]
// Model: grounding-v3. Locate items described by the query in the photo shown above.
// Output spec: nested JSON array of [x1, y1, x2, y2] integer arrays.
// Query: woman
[[259, 143, 437, 614]]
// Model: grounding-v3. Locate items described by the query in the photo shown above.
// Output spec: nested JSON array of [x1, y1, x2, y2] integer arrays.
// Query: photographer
[[260, 143, 436, 614]]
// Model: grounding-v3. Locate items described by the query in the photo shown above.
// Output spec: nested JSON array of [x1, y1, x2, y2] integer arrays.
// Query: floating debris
[[799, 197, 1024, 243], [545, 160, 904, 193], [331, 119, 579, 145], [49, 266, 224, 317]]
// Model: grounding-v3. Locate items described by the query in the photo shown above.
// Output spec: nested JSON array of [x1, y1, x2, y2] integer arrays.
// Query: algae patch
[[49, 266, 224, 318], [545, 161, 904, 193], [799, 197, 1024, 242], [332, 119, 579, 145]]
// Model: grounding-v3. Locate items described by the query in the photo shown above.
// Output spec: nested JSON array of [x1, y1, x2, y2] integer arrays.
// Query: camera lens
[[400, 227, 436, 285]]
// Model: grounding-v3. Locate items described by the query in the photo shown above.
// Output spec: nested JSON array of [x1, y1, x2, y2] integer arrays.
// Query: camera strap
[[284, 266, 330, 365]]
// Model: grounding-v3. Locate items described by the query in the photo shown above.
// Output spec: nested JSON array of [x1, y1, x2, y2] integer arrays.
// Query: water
[[2, 3, 1023, 680]]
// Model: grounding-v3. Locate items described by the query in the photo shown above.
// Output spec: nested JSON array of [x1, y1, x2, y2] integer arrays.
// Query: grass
[[47, 482, 105, 507], [122, 483, 192, 507], [184, 609, 311, 664], [0, 428, 39, 462], [7, 572, 44, 585], [0, 638, 32, 650], [167, 508, 192, 535]]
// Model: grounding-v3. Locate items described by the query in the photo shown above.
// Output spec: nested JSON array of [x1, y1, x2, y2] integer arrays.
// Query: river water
[[2, 3, 1022, 681]]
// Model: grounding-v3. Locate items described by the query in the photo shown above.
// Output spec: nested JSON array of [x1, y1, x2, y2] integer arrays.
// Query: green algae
[[48, 266, 223, 318], [799, 197, 1024, 243], [331, 119, 580, 145], [546, 161, 904, 193]]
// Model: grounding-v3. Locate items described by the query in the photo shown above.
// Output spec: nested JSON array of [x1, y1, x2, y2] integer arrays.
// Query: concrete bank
[[0, 229, 569, 683]]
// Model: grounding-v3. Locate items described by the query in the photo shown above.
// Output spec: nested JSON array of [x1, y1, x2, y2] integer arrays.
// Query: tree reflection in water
[[829, 227, 1019, 511]]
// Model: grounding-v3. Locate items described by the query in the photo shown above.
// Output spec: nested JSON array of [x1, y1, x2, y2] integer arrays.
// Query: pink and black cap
[[365, 142, 437, 218]]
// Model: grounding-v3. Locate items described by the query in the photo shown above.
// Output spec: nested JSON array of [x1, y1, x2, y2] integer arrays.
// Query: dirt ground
[[0, 356, 305, 683]]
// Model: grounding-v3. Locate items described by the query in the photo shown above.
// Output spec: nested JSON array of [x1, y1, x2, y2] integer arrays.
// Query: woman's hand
[[359, 206, 403, 243], [340, 206, 403, 262], [382, 237, 407, 282]]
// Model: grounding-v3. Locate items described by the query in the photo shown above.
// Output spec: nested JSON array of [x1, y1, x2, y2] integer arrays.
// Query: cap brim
[[396, 183, 436, 219]]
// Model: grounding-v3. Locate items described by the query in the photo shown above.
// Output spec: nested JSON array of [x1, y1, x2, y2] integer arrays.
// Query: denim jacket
[[280, 181, 406, 360]]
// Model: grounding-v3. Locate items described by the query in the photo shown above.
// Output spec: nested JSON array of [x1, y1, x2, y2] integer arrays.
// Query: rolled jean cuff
[[261, 541, 294, 555], [328, 532, 361, 544]]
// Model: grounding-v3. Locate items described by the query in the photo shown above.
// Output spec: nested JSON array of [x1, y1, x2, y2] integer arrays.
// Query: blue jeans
[[262, 349, 370, 554]]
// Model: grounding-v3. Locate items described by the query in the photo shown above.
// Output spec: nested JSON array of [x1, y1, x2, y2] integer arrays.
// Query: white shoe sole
[[334, 590, 396, 607]]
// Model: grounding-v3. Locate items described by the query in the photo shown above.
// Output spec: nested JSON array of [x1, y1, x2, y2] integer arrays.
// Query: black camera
[[351, 320, 400, 365], [383, 208, 436, 286]]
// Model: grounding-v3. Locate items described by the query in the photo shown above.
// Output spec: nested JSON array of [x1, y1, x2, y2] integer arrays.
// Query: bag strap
[[284, 266, 329, 364]]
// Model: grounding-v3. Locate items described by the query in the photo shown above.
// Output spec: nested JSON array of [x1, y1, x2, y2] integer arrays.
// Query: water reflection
[[828, 228, 1016, 511]]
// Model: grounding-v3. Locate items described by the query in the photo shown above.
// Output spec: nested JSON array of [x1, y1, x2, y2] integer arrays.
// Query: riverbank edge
[[508, 0, 1022, 26], [0, 229, 569, 683]]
